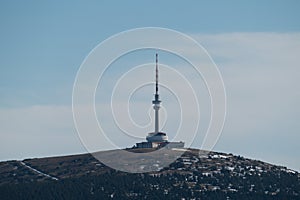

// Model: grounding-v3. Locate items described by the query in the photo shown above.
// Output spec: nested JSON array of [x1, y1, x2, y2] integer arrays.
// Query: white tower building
[[146, 54, 168, 143], [135, 54, 184, 149]]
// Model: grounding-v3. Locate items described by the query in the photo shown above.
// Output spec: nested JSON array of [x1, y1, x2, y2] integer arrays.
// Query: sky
[[0, 1, 300, 171]]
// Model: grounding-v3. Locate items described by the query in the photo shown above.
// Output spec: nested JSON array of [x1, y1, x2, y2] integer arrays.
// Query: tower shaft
[[154, 105, 159, 133], [152, 53, 161, 134]]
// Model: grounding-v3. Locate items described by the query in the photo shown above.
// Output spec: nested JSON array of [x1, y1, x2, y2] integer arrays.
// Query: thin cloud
[[0, 32, 299, 171]]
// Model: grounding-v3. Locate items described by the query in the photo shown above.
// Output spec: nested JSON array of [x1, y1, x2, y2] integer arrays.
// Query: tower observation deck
[[135, 54, 184, 149]]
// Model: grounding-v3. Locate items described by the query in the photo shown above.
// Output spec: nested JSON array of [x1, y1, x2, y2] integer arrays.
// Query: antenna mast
[[153, 53, 161, 133], [156, 53, 158, 95]]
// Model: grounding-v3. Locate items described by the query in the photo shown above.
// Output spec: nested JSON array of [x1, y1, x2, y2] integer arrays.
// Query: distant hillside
[[0, 148, 299, 200]]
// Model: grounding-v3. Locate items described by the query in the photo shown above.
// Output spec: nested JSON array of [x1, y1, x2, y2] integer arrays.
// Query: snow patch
[[171, 148, 187, 152], [20, 161, 58, 181]]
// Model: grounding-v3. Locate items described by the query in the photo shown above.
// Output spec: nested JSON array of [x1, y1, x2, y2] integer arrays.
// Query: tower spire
[[152, 53, 161, 134], [156, 53, 158, 95]]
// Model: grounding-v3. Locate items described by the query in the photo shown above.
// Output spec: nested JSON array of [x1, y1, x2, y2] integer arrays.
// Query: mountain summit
[[0, 148, 299, 199]]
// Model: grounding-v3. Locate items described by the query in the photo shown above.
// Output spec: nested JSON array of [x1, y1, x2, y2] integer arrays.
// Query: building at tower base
[[135, 131, 184, 149], [135, 141, 185, 149]]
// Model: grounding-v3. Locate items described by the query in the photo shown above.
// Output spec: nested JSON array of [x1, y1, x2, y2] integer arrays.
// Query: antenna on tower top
[[155, 53, 158, 95]]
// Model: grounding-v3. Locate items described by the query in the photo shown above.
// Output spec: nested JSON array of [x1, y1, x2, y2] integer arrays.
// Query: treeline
[[0, 171, 299, 200]]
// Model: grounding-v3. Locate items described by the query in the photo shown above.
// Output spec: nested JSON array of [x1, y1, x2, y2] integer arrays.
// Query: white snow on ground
[[211, 154, 229, 159], [199, 154, 208, 158], [140, 165, 145, 170], [171, 148, 187, 152], [281, 168, 296, 174], [202, 172, 212, 176], [20, 161, 58, 181], [225, 166, 235, 171]]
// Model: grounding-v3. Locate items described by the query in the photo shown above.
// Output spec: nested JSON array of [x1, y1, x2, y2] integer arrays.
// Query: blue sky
[[1, 1, 299, 107], [0, 1, 300, 171]]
